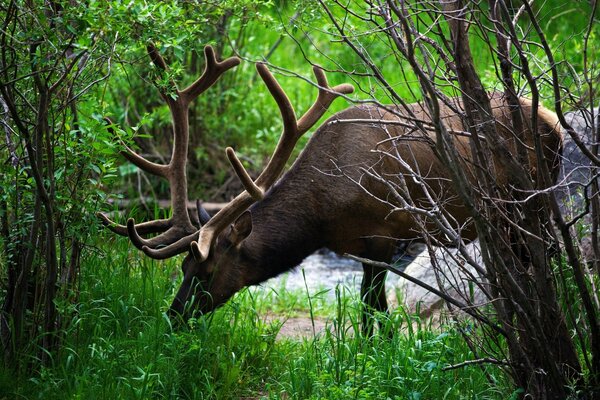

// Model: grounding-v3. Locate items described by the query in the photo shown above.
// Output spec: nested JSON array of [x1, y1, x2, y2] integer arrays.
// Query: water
[[263, 244, 425, 296], [264, 249, 364, 294]]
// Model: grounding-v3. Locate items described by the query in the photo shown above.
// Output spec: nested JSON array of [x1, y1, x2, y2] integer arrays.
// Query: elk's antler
[[186, 64, 355, 262], [101, 45, 353, 263], [99, 44, 240, 255]]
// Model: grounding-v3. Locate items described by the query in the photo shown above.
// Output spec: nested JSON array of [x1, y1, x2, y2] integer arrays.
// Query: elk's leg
[[360, 240, 394, 336], [361, 264, 388, 332]]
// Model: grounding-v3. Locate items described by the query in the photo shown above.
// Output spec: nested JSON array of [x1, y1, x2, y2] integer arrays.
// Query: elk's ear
[[196, 200, 212, 226], [229, 211, 252, 246]]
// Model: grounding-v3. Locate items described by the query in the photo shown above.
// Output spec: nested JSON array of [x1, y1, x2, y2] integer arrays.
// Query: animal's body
[[101, 45, 562, 328], [178, 93, 562, 319]]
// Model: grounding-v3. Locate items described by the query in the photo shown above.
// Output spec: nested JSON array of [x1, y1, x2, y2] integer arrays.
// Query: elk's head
[[168, 210, 255, 318], [99, 43, 353, 322]]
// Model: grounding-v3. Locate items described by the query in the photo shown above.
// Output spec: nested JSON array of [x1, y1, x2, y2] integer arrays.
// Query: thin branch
[[441, 357, 509, 371]]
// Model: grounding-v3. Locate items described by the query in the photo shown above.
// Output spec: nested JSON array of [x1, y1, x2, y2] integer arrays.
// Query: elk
[[100, 45, 562, 328]]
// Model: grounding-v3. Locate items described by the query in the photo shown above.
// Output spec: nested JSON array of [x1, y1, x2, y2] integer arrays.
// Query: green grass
[[0, 234, 511, 399]]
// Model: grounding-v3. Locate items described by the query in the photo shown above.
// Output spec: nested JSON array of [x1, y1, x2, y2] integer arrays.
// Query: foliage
[[0, 0, 120, 368]]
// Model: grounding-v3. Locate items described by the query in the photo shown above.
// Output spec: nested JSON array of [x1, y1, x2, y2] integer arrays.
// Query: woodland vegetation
[[1, 0, 599, 398]]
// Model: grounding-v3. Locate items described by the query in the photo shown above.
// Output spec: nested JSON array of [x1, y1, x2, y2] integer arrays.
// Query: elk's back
[[274, 93, 561, 251]]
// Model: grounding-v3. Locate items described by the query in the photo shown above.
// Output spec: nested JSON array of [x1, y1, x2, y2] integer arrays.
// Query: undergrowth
[[0, 235, 510, 399]]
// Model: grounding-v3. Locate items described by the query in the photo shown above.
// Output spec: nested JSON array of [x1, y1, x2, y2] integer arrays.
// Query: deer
[[99, 44, 563, 331]]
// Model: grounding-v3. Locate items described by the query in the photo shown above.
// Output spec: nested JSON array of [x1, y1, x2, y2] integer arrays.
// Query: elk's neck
[[240, 186, 324, 286]]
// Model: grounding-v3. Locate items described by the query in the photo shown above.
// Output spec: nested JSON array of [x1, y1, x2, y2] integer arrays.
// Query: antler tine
[[141, 230, 203, 260], [99, 210, 193, 254], [225, 63, 301, 198], [297, 66, 354, 133], [182, 45, 241, 102], [126, 218, 156, 249], [125, 218, 198, 250], [97, 212, 172, 236], [147, 42, 169, 71], [104, 117, 168, 179], [226, 147, 264, 201], [146, 42, 179, 102], [120, 144, 168, 178], [222, 63, 298, 199], [256, 63, 298, 136]]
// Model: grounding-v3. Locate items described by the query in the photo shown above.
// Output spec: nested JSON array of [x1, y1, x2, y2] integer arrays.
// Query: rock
[[397, 240, 486, 316], [555, 107, 599, 214], [556, 108, 600, 263]]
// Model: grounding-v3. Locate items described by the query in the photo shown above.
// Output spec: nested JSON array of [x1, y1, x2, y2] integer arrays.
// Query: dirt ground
[[264, 314, 329, 340]]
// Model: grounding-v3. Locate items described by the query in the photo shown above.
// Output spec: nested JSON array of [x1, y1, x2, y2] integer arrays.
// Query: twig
[[442, 357, 509, 371]]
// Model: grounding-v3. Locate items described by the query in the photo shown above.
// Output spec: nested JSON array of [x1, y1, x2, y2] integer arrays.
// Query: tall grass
[[0, 233, 511, 399]]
